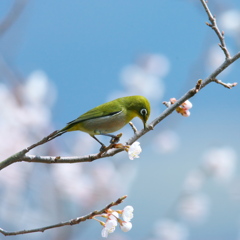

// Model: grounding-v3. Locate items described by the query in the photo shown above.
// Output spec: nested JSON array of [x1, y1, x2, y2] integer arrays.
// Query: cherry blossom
[[128, 142, 142, 160]]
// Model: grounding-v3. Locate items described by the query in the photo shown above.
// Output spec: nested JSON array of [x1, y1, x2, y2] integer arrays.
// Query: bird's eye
[[140, 108, 147, 116]]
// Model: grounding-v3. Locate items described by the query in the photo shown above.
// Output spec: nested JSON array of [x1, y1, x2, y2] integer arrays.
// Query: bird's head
[[129, 96, 151, 129]]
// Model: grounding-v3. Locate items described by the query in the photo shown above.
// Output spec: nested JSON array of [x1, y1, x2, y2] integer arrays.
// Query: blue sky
[[9, 0, 238, 127], [2, 0, 220, 125]]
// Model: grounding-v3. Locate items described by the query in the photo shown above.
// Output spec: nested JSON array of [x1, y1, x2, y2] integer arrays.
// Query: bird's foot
[[97, 145, 107, 157], [110, 133, 122, 144], [98, 141, 128, 158], [99, 144, 107, 152]]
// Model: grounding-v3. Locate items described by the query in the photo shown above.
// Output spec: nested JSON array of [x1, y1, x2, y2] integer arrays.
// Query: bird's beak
[[143, 121, 147, 130]]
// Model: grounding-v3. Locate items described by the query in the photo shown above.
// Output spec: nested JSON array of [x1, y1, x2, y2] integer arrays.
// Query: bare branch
[[200, 0, 231, 59], [213, 79, 238, 89], [200, 51, 240, 88], [129, 122, 138, 134], [0, 195, 127, 236], [0, 0, 29, 37], [195, 79, 202, 92]]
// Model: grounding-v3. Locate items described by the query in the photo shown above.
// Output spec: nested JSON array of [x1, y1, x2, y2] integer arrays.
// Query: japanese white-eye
[[51, 95, 150, 149]]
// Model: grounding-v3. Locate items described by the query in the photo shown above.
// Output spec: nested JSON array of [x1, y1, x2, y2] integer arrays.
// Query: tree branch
[[0, 0, 29, 37], [200, 0, 231, 59], [1, 50, 238, 169], [0, 195, 127, 236], [0, 51, 239, 170]]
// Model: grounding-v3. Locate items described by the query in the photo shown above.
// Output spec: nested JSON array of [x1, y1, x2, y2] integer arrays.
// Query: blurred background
[[0, 0, 240, 239]]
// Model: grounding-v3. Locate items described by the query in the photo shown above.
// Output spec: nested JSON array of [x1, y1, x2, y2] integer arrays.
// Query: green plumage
[[53, 95, 150, 148]]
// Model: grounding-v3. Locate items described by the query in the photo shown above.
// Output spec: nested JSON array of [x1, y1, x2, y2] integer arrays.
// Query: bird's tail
[[46, 129, 67, 142], [26, 128, 68, 152]]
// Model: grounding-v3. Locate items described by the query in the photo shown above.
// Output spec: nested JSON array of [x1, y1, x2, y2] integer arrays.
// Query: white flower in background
[[203, 147, 237, 181], [219, 10, 240, 35], [121, 65, 165, 100], [24, 70, 56, 106], [207, 45, 230, 74], [183, 170, 205, 192], [178, 193, 209, 222], [128, 142, 142, 160], [154, 219, 188, 240], [154, 130, 180, 154], [138, 54, 170, 77], [122, 205, 134, 222], [120, 221, 132, 232], [51, 164, 94, 206], [17, 70, 57, 130], [120, 54, 169, 101]]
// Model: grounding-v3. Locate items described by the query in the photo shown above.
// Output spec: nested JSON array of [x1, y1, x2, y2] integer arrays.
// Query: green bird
[[50, 95, 150, 149]]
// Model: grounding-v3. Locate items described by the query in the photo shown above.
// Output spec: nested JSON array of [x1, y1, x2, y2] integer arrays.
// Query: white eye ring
[[140, 108, 147, 116]]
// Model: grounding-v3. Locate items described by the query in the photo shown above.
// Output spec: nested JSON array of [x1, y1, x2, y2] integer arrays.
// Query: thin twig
[[129, 122, 138, 134], [0, 195, 127, 236], [0, 0, 29, 37], [213, 79, 238, 89], [200, 0, 231, 59]]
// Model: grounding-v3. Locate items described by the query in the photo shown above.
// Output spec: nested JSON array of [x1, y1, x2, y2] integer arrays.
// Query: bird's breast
[[80, 110, 129, 135]]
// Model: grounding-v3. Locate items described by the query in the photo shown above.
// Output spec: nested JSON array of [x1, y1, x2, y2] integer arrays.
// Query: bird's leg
[[101, 133, 122, 144], [91, 135, 106, 152], [92, 133, 123, 154]]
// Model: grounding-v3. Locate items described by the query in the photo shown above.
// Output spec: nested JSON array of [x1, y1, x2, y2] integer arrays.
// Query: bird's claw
[[97, 133, 123, 157], [99, 145, 107, 152], [110, 133, 122, 144]]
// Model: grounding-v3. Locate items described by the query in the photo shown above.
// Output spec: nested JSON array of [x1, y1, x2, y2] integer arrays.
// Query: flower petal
[[120, 221, 133, 232], [128, 142, 142, 160]]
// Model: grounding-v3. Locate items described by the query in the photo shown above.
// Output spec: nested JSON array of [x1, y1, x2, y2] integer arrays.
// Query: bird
[[49, 95, 150, 150]]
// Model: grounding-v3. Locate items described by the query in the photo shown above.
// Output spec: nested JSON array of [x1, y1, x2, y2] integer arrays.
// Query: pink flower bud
[[181, 110, 191, 117]]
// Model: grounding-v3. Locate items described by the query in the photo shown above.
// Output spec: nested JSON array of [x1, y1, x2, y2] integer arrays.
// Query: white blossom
[[119, 54, 168, 101], [203, 147, 237, 181], [181, 110, 190, 117], [122, 205, 134, 222], [219, 10, 240, 35], [109, 211, 119, 220], [182, 100, 192, 110], [154, 219, 188, 240], [154, 130, 179, 154], [207, 45, 230, 74], [183, 170, 205, 192], [178, 194, 209, 222], [128, 142, 142, 160], [120, 221, 132, 232], [101, 219, 117, 238], [171, 98, 193, 117]]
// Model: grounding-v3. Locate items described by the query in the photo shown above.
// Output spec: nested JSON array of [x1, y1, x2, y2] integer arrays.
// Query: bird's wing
[[67, 103, 123, 125]]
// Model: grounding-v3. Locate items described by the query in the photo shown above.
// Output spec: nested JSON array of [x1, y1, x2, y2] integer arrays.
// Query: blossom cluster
[[170, 98, 193, 117], [95, 205, 134, 238]]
